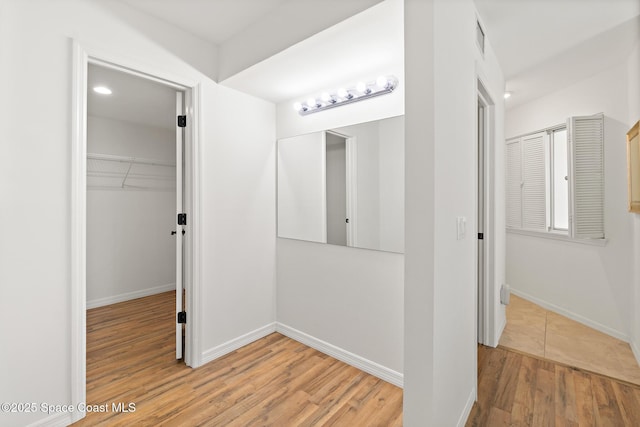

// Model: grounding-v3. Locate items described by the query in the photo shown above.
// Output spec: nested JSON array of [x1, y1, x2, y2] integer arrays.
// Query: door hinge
[[177, 213, 187, 225], [177, 115, 187, 128], [478, 233, 484, 240], [177, 311, 187, 324]]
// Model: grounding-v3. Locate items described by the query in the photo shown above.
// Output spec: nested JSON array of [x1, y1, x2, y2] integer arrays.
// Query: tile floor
[[499, 294, 640, 385]]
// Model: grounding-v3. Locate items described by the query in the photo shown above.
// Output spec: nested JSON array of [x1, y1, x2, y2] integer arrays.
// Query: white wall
[[201, 84, 276, 355], [505, 63, 634, 339], [0, 1, 275, 426], [403, 0, 506, 424], [87, 116, 176, 307], [629, 43, 640, 360], [273, 0, 404, 385]]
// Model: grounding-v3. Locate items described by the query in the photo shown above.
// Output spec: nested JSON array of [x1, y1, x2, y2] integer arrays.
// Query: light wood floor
[[72, 291, 403, 426], [499, 295, 640, 385], [467, 345, 640, 426]]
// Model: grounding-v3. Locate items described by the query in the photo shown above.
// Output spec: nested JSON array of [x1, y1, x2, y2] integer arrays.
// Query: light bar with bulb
[[293, 75, 398, 116]]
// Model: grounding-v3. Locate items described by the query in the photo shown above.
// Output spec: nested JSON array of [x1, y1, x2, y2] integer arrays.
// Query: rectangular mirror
[[277, 115, 404, 253]]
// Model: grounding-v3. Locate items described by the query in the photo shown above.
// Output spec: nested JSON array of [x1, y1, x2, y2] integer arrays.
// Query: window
[[550, 128, 568, 231], [506, 114, 604, 240]]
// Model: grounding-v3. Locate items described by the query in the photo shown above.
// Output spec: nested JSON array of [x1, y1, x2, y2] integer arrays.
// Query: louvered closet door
[[522, 132, 547, 231], [506, 139, 522, 229], [569, 114, 604, 239]]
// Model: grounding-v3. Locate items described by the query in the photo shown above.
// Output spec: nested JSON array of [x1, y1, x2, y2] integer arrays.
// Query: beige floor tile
[[500, 295, 640, 385], [499, 295, 546, 358], [545, 311, 640, 385]]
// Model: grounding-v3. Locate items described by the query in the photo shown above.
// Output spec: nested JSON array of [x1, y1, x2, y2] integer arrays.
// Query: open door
[[176, 91, 185, 359]]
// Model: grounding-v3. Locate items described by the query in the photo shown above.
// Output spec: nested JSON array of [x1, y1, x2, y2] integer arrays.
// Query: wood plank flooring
[[72, 291, 403, 426], [467, 345, 640, 427]]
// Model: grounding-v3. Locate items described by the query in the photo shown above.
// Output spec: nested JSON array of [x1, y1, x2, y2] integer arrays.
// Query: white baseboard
[[87, 283, 175, 309], [510, 289, 629, 342], [27, 412, 72, 427], [201, 323, 277, 365], [631, 340, 640, 367], [457, 387, 477, 427], [494, 310, 507, 347], [275, 322, 404, 388]]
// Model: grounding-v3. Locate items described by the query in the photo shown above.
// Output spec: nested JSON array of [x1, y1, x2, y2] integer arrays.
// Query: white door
[[175, 91, 184, 359], [477, 98, 486, 343]]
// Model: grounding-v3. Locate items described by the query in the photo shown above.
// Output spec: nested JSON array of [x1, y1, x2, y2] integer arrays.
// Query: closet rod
[[87, 153, 176, 167]]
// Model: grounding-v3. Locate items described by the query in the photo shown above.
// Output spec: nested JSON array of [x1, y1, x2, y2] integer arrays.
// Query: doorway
[[86, 62, 185, 359], [71, 42, 201, 423], [476, 79, 495, 347], [324, 131, 357, 247]]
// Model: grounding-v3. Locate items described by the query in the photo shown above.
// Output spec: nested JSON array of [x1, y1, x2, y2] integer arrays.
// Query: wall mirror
[[277, 115, 404, 253]]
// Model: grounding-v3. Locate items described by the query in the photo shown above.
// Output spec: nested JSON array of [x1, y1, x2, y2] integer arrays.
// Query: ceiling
[[93, 0, 640, 126], [88, 63, 178, 130], [475, 0, 640, 108], [120, 0, 288, 45], [219, 0, 403, 103]]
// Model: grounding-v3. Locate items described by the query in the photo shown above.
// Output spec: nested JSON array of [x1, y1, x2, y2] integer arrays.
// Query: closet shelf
[[87, 153, 176, 191]]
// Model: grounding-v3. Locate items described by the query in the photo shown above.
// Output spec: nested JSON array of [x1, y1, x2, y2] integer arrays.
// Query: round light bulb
[[293, 102, 303, 111], [337, 88, 348, 99], [93, 86, 112, 95], [307, 98, 317, 108], [356, 81, 367, 93], [321, 92, 331, 103], [376, 75, 388, 89]]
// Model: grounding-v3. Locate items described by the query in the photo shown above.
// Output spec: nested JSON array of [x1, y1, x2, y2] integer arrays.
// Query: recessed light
[[504, 92, 512, 99], [93, 86, 112, 95]]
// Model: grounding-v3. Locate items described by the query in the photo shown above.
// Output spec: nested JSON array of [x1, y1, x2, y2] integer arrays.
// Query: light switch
[[456, 216, 466, 240]]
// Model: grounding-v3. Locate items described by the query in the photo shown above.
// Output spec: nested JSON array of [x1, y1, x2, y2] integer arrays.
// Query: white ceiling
[[120, 0, 288, 45], [475, 0, 640, 108], [219, 0, 403, 103], [88, 63, 178, 130], [94, 0, 640, 125]]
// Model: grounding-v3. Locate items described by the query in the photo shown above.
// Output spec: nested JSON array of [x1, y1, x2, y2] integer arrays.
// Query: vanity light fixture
[[294, 75, 398, 116]]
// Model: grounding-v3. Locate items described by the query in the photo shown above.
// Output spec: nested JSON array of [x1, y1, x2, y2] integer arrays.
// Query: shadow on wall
[[94, 0, 218, 81]]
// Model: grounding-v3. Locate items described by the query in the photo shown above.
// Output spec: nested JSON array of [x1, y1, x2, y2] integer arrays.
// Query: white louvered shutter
[[522, 132, 547, 231], [568, 114, 604, 239], [506, 138, 522, 228]]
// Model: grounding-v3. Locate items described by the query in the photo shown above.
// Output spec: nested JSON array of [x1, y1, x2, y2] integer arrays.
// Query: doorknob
[[171, 231, 177, 235]]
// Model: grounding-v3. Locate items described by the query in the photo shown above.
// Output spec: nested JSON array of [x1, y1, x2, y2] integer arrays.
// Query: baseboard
[[27, 412, 73, 427], [457, 387, 477, 427], [86, 283, 175, 309], [494, 310, 507, 347], [631, 340, 640, 367], [275, 322, 404, 388], [510, 289, 629, 342], [201, 323, 277, 365]]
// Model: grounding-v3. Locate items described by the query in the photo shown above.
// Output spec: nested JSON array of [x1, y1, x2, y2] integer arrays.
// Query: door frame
[[70, 40, 202, 423], [475, 77, 496, 347], [324, 130, 358, 247]]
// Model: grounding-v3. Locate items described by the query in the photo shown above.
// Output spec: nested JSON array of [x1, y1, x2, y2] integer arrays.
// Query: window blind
[[506, 138, 522, 228], [522, 132, 547, 231], [568, 113, 604, 239]]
